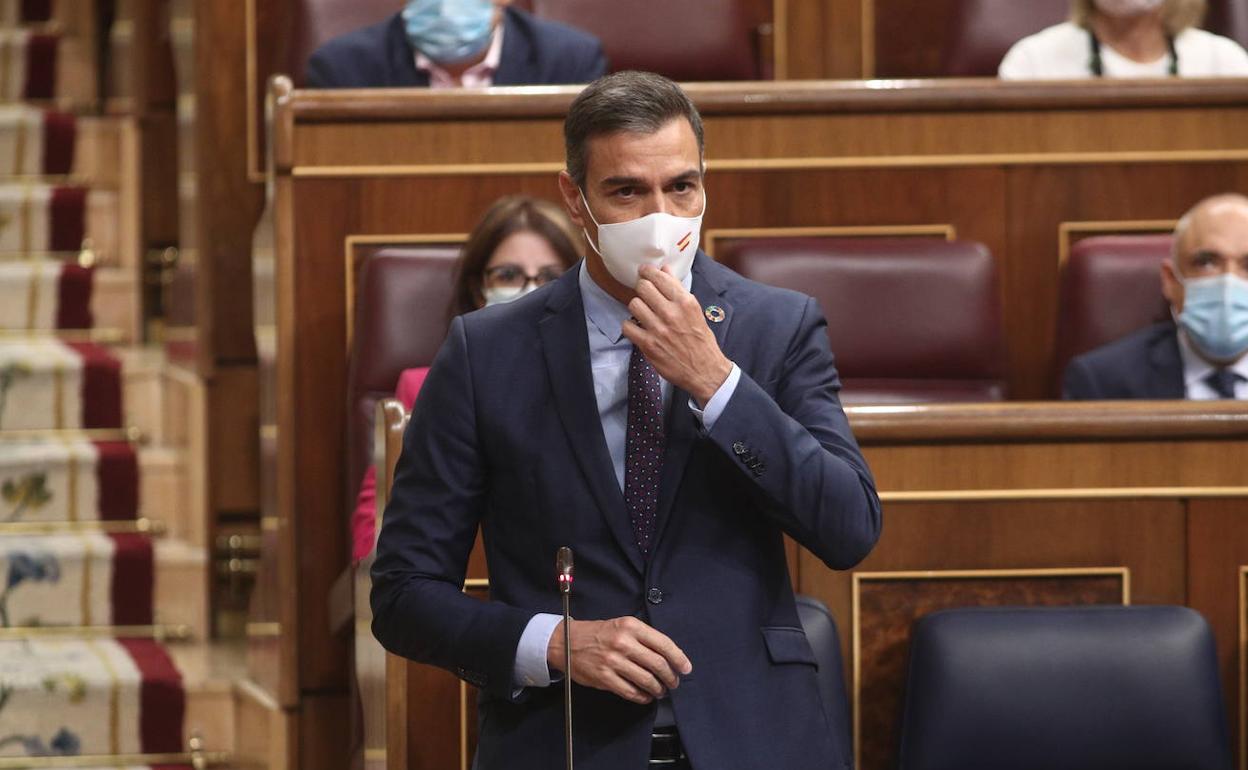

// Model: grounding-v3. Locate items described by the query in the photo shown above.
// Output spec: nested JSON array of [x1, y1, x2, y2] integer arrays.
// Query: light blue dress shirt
[[511, 262, 741, 692]]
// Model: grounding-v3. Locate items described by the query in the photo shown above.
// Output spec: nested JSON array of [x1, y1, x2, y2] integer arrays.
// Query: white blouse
[[999, 21, 1248, 79]]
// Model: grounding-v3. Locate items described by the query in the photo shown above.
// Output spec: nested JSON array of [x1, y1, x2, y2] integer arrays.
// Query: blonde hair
[[1071, 0, 1206, 35]]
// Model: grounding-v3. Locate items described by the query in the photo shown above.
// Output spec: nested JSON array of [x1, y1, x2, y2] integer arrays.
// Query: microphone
[[556, 547, 574, 770]]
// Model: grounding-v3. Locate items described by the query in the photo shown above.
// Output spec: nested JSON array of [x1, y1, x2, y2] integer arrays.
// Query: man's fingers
[[627, 644, 681, 690], [615, 658, 667, 699], [633, 275, 671, 315], [635, 624, 693, 676], [639, 265, 686, 301], [602, 670, 653, 704], [627, 296, 663, 335]]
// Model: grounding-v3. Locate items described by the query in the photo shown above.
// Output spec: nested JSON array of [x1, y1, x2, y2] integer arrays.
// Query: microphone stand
[[557, 547, 575, 770]]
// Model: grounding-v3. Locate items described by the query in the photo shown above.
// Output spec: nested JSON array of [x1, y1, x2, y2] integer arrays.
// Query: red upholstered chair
[[525, 0, 767, 80], [1055, 234, 1173, 389], [717, 238, 1007, 404], [346, 247, 460, 510], [941, 0, 1070, 76], [1206, 0, 1248, 49], [290, 0, 400, 86]]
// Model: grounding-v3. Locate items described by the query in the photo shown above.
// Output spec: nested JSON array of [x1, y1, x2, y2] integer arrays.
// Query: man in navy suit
[[371, 71, 882, 769], [305, 0, 607, 89], [1064, 194, 1248, 400]]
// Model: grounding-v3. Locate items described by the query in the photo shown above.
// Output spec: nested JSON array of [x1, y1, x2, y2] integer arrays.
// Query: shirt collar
[[578, 260, 694, 344], [1176, 326, 1248, 387], [414, 24, 504, 89]]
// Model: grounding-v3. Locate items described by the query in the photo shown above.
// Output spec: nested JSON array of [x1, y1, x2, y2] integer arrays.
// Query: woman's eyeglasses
[[484, 264, 564, 290]]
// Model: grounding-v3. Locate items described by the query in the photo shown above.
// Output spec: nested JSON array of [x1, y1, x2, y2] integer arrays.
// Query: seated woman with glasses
[[351, 195, 581, 562], [1000, 0, 1248, 79]]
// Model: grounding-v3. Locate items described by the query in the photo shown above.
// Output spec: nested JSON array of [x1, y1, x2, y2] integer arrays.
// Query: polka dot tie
[[625, 346, 665, 557]]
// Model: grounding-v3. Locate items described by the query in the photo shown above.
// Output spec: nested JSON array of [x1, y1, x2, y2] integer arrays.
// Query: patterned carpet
[[0, 1, 188, 764]]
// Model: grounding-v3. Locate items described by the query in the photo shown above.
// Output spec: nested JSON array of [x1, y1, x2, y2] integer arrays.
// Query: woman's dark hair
[[451, 195, 583, 316]]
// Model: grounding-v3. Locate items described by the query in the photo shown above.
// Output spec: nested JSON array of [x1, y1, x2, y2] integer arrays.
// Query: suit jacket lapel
[[650, 255, 734, 559], [1148, 323, 1186, 398], [386, 13, 430, 87], [539, 270, 644, 576], [492, 9, 533, 86]]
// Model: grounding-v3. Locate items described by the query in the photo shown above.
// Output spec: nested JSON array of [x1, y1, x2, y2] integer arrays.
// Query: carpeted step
[[0, 531, 152, 627], [0, 637, 184, 757], [0, 29, 58, 101], [0, 0, 54, 26], [0, 339, 122, 431], [0, 438, 136, 522], [0, 105, 73, 176], [0, 183, 86, 255], [0, 257, 91, 330]]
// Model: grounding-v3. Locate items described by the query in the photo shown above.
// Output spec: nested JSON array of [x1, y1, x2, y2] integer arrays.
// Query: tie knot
[[1205, 368, 1243, 399]]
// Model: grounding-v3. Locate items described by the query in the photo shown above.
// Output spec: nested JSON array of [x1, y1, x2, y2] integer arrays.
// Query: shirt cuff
[[513, 612, 564, 690], [689, 363, 741, 432]]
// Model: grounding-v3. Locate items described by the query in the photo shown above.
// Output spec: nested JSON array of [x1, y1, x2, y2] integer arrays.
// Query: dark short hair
[[450, 195, 582, 317], [564, 71, 705, 189]]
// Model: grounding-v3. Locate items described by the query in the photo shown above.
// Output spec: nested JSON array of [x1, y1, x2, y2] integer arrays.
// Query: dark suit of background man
[[1065, 193, 1248, 400], [371, 72, 882, 769], [305, 0, 607, 89]]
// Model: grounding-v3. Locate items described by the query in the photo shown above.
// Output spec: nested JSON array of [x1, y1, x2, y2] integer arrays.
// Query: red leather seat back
[[718, 238, 1007, 404], [1206, 0, 1248, 49], [941, 0, 1070, 76], [291, 0, 400, 85], [528, 0, 764, 81], [346, 247, 460, 506], [1056, 234, 1173, 385]]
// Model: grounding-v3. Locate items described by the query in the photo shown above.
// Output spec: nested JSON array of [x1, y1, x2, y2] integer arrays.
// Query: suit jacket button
[[647, 587, 664, 605], [733, 441, 747, 456]]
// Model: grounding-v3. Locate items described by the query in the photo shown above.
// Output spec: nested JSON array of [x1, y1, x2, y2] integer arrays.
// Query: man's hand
[[547, 616, 692, 704], [622, 265, 732, 408]]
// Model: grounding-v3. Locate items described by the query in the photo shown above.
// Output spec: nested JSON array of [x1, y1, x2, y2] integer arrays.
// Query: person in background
[[1064, 193, 1248, 400], [999, 0, 1248, 79], [306, 0, 607, 89], [351, 195, 581, 562]]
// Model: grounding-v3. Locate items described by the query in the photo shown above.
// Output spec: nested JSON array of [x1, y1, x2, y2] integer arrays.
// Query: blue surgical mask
[[1176, 272, 1248, 361], [402, 0, 494, 65]]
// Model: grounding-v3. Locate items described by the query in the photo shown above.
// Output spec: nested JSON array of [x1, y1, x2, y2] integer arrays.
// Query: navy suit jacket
[[1063, 322, 1186, 400], [305, 7, 607, 88], [371, 254, 881, 770]]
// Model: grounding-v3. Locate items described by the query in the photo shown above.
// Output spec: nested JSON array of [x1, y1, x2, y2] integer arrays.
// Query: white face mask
[[1093, 0, 1164, 18], [579, 189, 705, 289], [483, 285, 535, 307]]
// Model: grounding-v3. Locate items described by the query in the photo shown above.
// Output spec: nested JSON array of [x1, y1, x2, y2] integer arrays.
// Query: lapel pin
[[704, 305, 725, 323]]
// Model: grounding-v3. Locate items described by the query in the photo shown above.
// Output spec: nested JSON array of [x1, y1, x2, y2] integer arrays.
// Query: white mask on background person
[[483, 285, 535, 307], [579, 189, 706, 289], [1093, 0, 1165, 18]]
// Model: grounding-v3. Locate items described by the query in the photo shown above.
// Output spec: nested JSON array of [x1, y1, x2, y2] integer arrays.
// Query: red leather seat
[[525, 0, 767, 80], [1055, 234, 1172, 388], [346, 247, 459, 507], [941, 0, 1070, 76], [1206, 0, 1248, 49], [718, 238, 1007, 404]]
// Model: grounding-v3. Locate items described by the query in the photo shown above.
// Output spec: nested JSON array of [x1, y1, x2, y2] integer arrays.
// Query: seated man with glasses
[[1064, 193, 1248, 400]]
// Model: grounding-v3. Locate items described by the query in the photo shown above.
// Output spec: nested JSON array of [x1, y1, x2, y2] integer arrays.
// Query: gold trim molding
[[879, 486, 1248, 503], [289, 149, 1248, 180], [1057, 219, 1176, 266], [705, 224, 955, 257]]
